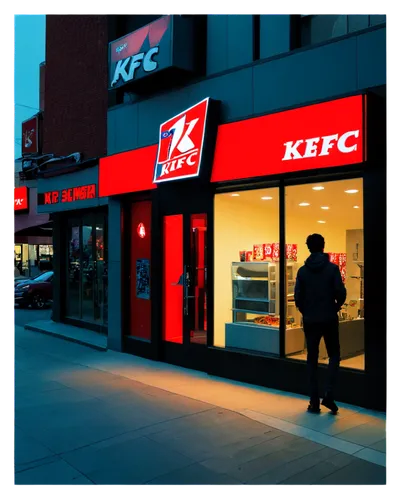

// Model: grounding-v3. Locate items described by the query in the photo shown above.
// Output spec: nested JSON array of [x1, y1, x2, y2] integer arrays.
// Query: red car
[[14, 271, 54, 309]]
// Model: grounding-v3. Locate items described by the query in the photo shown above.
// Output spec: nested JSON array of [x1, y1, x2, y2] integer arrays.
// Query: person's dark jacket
[[294, 252, 346, 324]]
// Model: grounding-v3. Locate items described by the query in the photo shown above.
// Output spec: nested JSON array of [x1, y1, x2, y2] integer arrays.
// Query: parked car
[[14, 271, 54, 309]]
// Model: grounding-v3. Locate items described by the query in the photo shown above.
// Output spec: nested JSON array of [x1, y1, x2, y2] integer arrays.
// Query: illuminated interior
[[214, 179, 364, 371]]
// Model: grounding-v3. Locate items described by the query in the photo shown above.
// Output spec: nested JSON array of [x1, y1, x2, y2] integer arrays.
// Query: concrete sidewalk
[[15, 326, 386, 485]]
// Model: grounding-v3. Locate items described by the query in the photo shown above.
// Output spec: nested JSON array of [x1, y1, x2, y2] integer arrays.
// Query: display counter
[[225, 318, 364, 358]]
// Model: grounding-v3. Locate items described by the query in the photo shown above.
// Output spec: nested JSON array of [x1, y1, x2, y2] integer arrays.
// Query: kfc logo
[[153, 98, 210, 183], [282, 130, 360, 161], [111, 47, 159, 87]]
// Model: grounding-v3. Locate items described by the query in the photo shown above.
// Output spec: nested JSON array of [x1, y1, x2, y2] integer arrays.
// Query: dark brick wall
[[43, 15, 108, 159]]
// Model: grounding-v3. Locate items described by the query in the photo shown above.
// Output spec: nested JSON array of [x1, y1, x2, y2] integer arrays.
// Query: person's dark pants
[[303, 318, 341, 402]]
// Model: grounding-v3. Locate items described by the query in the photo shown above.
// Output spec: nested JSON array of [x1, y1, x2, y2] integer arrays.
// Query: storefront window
[[214, 187, 280, 354], [285, 178, 364, 370], [65, 213, 108, 326], [67, 224, 81, 318]]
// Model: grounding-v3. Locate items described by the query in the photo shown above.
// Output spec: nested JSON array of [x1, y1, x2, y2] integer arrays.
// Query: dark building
[[37, 15, 109, 329], [37, 15, 386, 410]]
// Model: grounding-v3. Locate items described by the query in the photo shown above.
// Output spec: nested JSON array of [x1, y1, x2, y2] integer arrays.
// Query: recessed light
[[321, 206, 330, 210], [345, 189, 359, 194], [317, 220, 326, 224], [299, 202, 310, 206], [312, 186, 325, 191], [261, 196, 273, 200], [353, 205, 360, 209], [231, 193, 240, 197]]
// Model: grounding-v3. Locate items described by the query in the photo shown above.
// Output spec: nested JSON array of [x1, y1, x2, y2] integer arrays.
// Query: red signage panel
[[153, 98, 210, 184], [99, 145, 158, 197], [14, 186, 29, 211], [211, 95, 365, 183], [22, 116, 39, 155]]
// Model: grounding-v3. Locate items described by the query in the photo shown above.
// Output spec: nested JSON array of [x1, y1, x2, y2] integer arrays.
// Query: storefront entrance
[[160, 188, 212, 370]]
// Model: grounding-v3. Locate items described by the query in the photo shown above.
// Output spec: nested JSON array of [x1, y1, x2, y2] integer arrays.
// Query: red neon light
[[99, 145, 158, 197], [42, 184, 96, 205], [211, 95, 365, 183], [14, 186, 29, 211], [137, 223, 146, 238]]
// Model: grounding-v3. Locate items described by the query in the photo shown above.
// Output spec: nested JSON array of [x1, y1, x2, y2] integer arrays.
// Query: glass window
[[301, 15, 384, 47], [190, 214, 207, 345], [33, 271, 53, 282], [65, 213, 108, 326], [67, 224, 81, 318], [214, 187, 280, 355], [285, 179, 364, 371], [81, 220, 94, 322]]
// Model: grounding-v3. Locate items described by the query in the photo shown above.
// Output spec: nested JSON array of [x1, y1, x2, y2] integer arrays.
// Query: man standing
[[294, 234, 346, 414]]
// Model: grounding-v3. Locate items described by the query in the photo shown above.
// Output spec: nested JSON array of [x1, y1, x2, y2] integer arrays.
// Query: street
[[15, 326, 386, 485], [15, 306, 52, 327]]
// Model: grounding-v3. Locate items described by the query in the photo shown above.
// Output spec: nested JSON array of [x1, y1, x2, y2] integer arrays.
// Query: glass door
[[163, 212, 208, 347]]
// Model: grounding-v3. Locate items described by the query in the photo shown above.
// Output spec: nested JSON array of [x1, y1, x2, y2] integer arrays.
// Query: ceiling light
[[299, 202, 310, 206], [231, 193, 240, 197], [353, 205, 360, 209], [312, 186, 324, 191], [261, 196, 273, 200], [321, 206, 330, 210], [345, 189, 359, 194], [317, 220, 326, 224]]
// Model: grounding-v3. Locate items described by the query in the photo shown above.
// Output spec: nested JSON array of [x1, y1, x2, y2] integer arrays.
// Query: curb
[[24, 324, 107, 352]]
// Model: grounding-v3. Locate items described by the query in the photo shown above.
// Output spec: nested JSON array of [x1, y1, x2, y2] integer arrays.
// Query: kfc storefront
[[100, 92, 386, 410]]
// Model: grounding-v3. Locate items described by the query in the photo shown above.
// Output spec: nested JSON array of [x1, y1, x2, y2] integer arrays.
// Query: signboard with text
[[153, 98, 210, 183], [109, 16, 172, 90], [38, 184, 97, 206], [211, 95, 365, 183]]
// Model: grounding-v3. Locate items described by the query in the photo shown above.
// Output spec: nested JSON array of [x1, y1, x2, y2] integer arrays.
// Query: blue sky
[[14, 15, 46, 159]]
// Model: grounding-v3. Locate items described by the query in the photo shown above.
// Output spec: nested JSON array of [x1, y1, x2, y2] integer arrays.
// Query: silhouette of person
[[295, 234, 346, 414]]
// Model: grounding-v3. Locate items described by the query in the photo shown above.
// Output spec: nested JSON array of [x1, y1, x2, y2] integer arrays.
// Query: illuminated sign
[[137, 223, 146, 238], [109, 16, 171, 89], [153, 98, 210, 183], [211, 95, 365, 183], [39, 184, 96, 205], [14, 186, 29, 212]]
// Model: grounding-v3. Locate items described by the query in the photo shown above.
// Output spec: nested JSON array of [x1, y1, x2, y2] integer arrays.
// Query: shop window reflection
[[65, 215, 108, 326], [285, 179, 365, 371], [67, 225, 81, 317], [81, 224, 94, 321]]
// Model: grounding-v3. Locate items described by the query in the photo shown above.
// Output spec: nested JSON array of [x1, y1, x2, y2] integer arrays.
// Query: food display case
[[225, 262, 304, 355]]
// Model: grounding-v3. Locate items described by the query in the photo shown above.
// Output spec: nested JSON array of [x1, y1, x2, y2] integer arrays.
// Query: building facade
[[38, 15, 386, 410], [36, 15, 109, 330]]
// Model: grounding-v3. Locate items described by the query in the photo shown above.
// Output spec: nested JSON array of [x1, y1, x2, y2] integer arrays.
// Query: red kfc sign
[[22, 116, 39, 155], [153, 98, 210, 183], [14, 186, 29, 211], [211, 95, 365, 183]]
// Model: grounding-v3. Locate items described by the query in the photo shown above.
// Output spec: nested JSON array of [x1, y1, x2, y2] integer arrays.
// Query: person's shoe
[[307, 400, 321, 413], [321, 396, 339, 414]]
